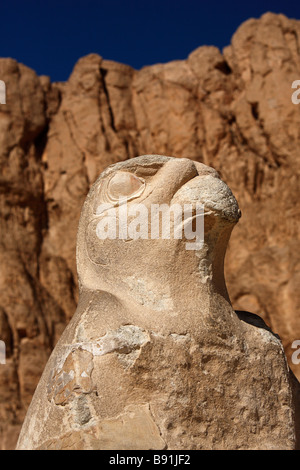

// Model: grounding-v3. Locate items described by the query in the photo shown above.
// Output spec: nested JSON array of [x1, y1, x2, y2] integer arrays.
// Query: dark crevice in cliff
[[29, 125, 50, 282], [215, 60, 232, 75], [100, 67, 116, 132], [251, 102, 259, 121]]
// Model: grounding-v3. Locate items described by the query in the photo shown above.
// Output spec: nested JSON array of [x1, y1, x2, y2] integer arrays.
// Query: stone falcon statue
[[16, 155, 300, 450]]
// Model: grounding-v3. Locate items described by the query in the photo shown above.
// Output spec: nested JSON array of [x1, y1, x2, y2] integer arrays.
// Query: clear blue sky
[[0, 0, 299, 82]]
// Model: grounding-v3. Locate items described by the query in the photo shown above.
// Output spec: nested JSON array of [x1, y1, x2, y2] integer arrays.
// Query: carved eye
[[107, 171, 145, 201]]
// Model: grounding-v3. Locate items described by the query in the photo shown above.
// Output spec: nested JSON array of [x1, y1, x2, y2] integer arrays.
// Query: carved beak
[[172, 174, 241, 223]]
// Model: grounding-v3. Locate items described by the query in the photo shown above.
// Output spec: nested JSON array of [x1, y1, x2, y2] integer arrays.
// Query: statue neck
[[81, 223, 236, 336]]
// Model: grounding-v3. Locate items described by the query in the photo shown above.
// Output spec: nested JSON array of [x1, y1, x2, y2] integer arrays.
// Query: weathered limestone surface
[[0, 12, 300, 448], [16, 156, 300, 450]]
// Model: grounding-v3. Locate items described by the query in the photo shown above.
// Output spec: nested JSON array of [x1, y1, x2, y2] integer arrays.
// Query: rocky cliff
[[0, 12, 300, 449]]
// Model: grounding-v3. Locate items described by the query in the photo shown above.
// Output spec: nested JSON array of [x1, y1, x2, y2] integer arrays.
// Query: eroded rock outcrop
[[0, 12, 300, 448]]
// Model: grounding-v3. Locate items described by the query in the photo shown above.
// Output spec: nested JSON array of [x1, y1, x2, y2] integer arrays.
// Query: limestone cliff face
[[0, 12, 299, 449]]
